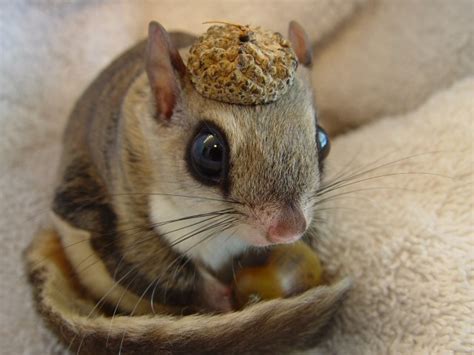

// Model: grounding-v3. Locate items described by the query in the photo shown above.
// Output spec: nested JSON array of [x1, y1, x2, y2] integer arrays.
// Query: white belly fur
[[149, 195, 249, 272]]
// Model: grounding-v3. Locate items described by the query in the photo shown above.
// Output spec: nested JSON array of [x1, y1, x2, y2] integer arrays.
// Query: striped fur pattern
[[26, 229, 351, 354], [28, 24, 351, 352]]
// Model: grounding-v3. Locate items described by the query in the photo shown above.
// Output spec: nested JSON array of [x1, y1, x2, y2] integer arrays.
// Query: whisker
[[167, 215, 238, 249], [69, 211, 237, 291], [316, 171, 451, 198], [70, 249, 150, 353], [313, 186, 421, 208], [116, 219, 237, 354], [152, 218, 237, 312], [111, 191, 242, 205], [80, 214, 238, 351], [320, 150, 456, 195], [69, 211, 238, 352], [321, 145, 371, 185], [31, 207, 237, 272]]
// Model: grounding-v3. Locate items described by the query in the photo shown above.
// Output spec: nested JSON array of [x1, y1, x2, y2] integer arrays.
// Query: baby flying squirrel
[[51, 21, 331, 314]]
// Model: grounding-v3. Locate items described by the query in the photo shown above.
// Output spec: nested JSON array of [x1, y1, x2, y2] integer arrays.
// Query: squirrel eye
[[189, 128, 226, 185], [316, 125, 330, 161]]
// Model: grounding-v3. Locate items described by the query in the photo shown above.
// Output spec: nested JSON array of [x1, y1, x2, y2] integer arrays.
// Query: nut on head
[[187, 24, 298, 105]]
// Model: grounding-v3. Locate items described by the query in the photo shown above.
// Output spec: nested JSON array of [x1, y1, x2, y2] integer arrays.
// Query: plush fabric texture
[[1, 0, 472, 353], [311, 77, 474, 353], [313, 0, 474, 134]]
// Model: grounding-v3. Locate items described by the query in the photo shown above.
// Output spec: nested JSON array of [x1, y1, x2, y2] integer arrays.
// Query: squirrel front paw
[[199, 271, 233, 313]]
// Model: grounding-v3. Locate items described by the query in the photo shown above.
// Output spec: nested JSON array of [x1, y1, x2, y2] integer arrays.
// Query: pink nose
[[267, 206, 307, 243]]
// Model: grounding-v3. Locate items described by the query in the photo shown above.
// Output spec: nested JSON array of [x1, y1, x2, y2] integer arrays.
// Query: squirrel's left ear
[[146, 21, 187, 121], [288, 21, 312, 67]]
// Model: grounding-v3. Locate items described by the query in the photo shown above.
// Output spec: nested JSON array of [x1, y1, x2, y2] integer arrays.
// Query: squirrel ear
[[288, 21, 312, 67], [146, 21, 187, 121]]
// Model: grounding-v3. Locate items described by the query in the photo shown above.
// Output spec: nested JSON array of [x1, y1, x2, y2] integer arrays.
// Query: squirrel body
[[52, 22, 326, 315]]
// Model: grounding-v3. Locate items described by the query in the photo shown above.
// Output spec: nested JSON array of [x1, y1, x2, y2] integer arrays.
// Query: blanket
[[0, 0, 472, 353]]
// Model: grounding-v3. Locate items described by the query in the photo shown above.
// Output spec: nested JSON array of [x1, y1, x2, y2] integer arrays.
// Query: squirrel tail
[[26, 229, 351, 354]]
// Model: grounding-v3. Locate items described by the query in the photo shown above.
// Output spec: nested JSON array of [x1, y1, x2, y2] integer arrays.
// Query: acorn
[[232, 241, 323, 309], [187, 21, 298, 105]]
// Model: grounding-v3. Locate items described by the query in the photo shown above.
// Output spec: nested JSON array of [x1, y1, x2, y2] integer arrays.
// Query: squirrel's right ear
[[146, 21, 186, 121], [288, 21, 312, 67]]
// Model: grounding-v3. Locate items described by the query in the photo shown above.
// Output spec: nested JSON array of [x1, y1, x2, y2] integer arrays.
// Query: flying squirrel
[[42, 20, 348, 353]]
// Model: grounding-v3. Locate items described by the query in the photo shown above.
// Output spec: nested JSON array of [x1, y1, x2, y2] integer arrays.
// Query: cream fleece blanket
[[312, 77, 473, 353], [1, 0, 473, 353]]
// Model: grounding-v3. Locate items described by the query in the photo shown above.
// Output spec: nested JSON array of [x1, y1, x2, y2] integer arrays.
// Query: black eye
[[189, 127, 226, 185], [316, 125, 330, 161]]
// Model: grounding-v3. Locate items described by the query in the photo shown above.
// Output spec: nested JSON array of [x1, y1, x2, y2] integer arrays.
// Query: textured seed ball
[[233, 241, 324, 309], [187, 24, 298, 105]]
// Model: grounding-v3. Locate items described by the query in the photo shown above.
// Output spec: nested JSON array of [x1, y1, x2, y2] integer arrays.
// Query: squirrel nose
[[266, 206, 307, 243]]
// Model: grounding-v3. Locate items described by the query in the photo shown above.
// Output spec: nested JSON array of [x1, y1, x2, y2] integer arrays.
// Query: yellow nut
[[233, 241, 323, 309]]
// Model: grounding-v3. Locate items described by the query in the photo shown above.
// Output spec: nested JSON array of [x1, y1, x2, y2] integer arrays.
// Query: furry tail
[[26, 230, 351, 354]]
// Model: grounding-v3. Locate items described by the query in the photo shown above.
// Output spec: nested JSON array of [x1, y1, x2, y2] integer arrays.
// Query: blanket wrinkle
[[312, 0, 474, 135]]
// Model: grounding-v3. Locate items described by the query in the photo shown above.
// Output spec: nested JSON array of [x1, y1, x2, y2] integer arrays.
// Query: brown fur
[[26, 229, 351, 354], [29, 24, 350, 352], [52, 32, 202, 307], [52, 25, 321, 310]]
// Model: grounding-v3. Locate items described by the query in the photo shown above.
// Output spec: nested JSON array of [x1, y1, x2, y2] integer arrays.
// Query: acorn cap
[[187, 24, 298, 105]]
